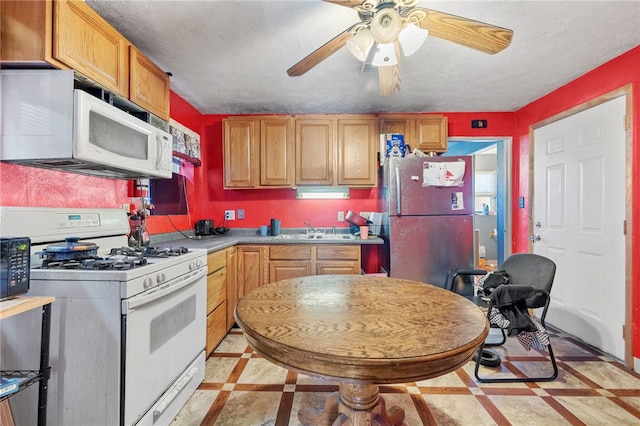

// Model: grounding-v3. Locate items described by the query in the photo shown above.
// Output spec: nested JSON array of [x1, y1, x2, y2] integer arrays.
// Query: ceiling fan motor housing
[[370, 7, 403, 44]]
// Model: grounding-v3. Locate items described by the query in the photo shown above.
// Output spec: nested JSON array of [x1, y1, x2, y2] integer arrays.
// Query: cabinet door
[[296, 118, 334, 185], [237, 246, 267, 298], [54, 0, 129, 96], [416, 115, 448, 153], [206, 301, 227, 356], [206, 268, 226, 314], [1, 1, 54, 64], [269, 261, 312, 282], [260, 118, 294, 187], [337, 118, 377, 186], [379, 116, 415, 147], [224, 119, 257, 188], [129, 46, 170, 120], [226, 248, 237, 330]]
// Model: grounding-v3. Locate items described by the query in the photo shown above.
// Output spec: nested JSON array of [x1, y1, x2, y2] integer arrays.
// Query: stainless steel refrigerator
[[381, 156, 475, 287]]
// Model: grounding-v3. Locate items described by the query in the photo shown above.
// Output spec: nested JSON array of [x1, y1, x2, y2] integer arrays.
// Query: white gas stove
[[0, 207, 207, 426]]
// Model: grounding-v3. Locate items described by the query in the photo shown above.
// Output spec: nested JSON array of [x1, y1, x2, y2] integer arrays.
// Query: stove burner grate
[[109, 246, 189, 258], [41, 255, 148, 270]]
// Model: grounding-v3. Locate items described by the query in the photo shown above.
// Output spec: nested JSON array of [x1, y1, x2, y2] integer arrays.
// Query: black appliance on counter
[[1, 237, 31, 299], [195, 220, 215, 236]]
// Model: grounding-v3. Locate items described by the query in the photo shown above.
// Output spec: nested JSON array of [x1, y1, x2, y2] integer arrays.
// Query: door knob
[[530, 234, 541, 243]]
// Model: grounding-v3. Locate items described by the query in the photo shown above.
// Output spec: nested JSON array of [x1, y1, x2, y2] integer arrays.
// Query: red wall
[[1, 46, 637, 356], [512, 45, 640, 355]]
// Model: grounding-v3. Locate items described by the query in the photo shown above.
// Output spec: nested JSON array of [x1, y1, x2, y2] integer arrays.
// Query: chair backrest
[[500, 253, 556, 308]]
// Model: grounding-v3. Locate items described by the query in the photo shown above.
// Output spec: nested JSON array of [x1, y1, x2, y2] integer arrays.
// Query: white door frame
[[529, 85, 634, 368]]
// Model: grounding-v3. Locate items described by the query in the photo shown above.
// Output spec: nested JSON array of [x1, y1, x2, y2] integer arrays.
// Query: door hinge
[[624, 220, 627, 236], [623, 324, 626, 339], [624, 115, 630, 131]]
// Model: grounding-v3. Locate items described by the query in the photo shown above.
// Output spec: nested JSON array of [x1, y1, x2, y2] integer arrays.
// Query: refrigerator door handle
[[395, 166, 401, 215]]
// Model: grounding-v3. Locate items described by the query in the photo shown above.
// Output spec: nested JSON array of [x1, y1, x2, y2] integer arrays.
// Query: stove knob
[[157, 273, 166, 284], [143, 277, 154, 289], [190, 259, 203, 270]]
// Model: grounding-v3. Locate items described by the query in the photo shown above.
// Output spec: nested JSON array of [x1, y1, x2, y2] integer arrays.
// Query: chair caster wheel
[[474, 349, 501, 367]]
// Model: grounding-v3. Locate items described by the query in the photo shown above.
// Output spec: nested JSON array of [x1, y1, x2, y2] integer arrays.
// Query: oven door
[[121, 266, 207, 426]]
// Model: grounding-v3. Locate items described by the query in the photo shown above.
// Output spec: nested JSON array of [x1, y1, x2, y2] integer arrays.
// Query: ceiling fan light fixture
[[371, 42, 398, 67], [398, 23, 428, 56], [346, 28, 374, 62]]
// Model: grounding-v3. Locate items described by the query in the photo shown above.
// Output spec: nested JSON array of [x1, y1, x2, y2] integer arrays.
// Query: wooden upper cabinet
[[296, 118, 334, 186], [129, 47, 170, 120], [224, 119, 257, 188], [379, 114, 448, 153], [416, 115, 448, 153], [337, 117, 377, 186], [54, 0, 129, 96], [260, 118, 294, 187], [223, 117, 294, 189], [379, 116, 415, 146], [1, 0, 170, 119]]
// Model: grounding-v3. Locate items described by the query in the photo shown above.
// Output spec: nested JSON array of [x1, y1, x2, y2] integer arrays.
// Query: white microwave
[[1, 69, 172, 179]]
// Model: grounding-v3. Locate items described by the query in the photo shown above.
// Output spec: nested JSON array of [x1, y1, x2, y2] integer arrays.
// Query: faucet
[[304, 221, 317, 234]]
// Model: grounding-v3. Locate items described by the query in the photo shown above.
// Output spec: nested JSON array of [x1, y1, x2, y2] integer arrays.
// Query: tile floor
[[172, 326, 640, 425]]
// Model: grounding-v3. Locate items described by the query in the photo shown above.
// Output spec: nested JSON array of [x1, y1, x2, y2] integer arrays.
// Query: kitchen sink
[[274, 233, 356, 240]]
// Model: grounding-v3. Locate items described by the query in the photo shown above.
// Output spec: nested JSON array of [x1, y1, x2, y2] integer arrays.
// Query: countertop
[[155, 229, 383, 253]]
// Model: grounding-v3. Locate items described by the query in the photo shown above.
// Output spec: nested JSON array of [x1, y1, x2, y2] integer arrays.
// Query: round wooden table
[[235, 275, 489, 426]]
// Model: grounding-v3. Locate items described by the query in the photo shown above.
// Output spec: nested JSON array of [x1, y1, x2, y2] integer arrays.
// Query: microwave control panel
[[1, 237, 31, 298]]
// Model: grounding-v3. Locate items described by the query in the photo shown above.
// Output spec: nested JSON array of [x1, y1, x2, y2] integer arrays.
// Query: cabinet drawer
[[206, 301, 227, 356], [316, 245, 360, 261], [207, 268, 226, 313], [270, 245, 312, 260], [207, 250, 227, 272], [317, 261, 360, 275]]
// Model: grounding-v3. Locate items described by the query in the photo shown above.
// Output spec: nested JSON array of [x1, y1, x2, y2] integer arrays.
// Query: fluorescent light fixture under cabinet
[[296, 187, 350, 199]]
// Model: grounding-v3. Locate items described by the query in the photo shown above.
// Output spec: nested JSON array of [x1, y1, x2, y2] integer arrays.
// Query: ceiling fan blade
[[287, 30, 354, 77], [418, 8, 513, 55], [322, 0, 365, 7], [378, 64, 401, 96], [378, 43, 401, 96]]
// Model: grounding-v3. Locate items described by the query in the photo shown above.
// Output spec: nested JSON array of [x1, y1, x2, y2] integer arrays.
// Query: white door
[[533, 96, 626, 360]]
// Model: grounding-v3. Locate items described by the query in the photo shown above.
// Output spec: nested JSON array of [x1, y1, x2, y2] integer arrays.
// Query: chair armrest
[[445, 269, 487, 292]]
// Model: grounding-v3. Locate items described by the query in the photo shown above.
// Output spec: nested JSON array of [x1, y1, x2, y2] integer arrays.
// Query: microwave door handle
[[155, 133, 164, 171]]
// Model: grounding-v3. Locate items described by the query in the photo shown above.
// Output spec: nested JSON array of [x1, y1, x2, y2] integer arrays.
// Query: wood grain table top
[[235, 275, 489, 384]]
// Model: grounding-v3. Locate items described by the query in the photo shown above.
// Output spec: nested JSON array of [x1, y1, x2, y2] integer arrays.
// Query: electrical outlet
[[337, 211, 344, 221], [237, 209, 245, 219], [225, 210, 235, 220]]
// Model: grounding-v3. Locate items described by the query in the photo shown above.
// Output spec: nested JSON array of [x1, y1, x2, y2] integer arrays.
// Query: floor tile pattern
[[173, 327, 640, 425]]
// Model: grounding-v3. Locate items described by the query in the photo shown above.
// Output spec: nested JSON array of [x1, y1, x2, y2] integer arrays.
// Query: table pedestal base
[[299, 382, 405, 426]]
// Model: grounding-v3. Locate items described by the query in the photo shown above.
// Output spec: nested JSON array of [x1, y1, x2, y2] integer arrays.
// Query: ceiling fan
[[287, 0, 514, 96]]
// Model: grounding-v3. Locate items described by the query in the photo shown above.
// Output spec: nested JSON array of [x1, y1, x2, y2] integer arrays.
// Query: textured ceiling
[[85, 0, 640, 115]]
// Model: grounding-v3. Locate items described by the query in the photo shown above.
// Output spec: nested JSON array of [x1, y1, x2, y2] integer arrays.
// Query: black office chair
[[446, 253, 558, 382]]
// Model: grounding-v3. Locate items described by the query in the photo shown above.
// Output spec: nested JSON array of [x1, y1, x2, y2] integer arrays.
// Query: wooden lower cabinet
[[267, 244, 360, 282], [316, 245, 361, 275], [206, 301, 227, 356], [206, 248, 234, 357], [237, 246, 268, 300], [269, 245, 313, 282], [225, 247, 237, 330]]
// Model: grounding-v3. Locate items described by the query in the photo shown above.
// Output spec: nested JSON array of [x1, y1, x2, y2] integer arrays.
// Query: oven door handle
[[123, 267, 207, 313]]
